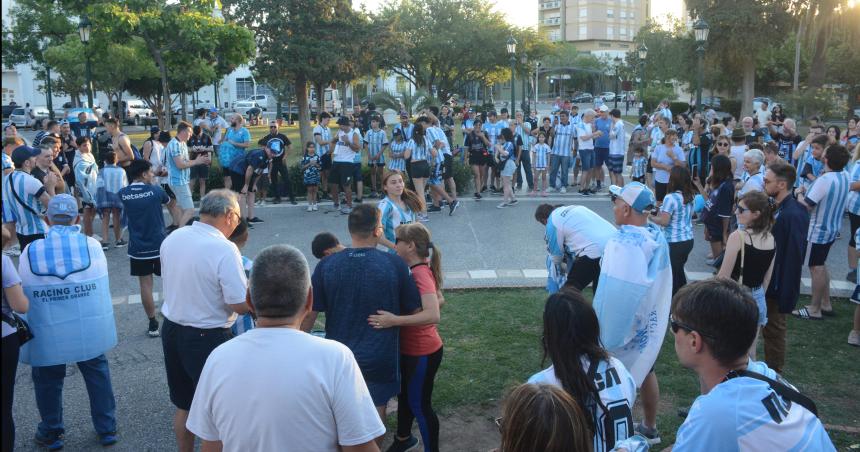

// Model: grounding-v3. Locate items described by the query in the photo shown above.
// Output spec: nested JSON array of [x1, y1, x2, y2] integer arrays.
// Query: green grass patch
[[434, 288, 860, 448]]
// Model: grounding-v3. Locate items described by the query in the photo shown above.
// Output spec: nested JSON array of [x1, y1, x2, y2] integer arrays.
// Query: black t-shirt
[[188, 134, 214, 157], [465, 132, 488, 154], [775, 133, 802, 163], [257, 132, 291, 159], [31, 167, 48, 183]]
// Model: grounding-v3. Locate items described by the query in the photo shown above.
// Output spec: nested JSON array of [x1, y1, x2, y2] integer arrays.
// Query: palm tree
[[370, 89, 434, 117]]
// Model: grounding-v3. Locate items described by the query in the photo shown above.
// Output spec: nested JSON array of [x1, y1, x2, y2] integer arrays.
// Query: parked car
[[64, 108, 99, 124], [571, 94, 593, 104], [239, 95, 275, 111], [125, 100, 153, 125], [8, 106, 50, 129], [3, 104, 19, 119], [701, 96, 723, 110], [599, 92, 617, 102], [233, 101, 261, 116]]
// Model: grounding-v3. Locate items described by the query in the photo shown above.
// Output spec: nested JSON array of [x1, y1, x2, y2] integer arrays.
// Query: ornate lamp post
[[78, 15, 94, 109], [693, 18, 710, 113], [613, 56, 622, 110], [520, 53, 529, 114], [507, 35, 517, 113], [637, 43, 648, 116]]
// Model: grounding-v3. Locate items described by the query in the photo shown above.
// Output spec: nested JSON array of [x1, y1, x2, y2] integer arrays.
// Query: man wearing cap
[[257, 123, 296, 205], [206, 107, 230, 155], [18, 194, 119, 449], [2, 146, 58, 249], [594, 182, 672, 444]]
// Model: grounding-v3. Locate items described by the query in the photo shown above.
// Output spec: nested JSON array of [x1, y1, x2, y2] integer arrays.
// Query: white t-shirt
[[333, 129, 360, 163], [160, 221, 248, 329], [207, 116, 230, 145], [609, 119, 626, 156], [187, 328, 385, 451], [148, 141, 167, 185], [729, 145, 747, 180], [577, 122, 595, 150], [755, 109, 770, 129], [529, 356, 637, 452]]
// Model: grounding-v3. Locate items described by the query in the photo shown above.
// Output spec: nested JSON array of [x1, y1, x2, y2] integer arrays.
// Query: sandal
[[806, 305, 835, 317], [792, 307, 823, 320]]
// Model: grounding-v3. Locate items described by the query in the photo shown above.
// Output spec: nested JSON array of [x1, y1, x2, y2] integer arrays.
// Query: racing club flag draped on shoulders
[[17, 225, 117, 367], [592, 223, 672, 386]]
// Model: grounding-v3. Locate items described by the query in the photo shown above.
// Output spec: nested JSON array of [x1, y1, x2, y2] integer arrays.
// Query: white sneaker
[[849, 330, 860, 347], [547, 187, 556, 193], [307, 204, 313, 212], [497, 202, 508, 209], [312, 204, 319, 211], [559, 187, 567, 194]]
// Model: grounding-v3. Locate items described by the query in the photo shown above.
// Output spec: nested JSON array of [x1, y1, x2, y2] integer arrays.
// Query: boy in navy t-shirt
[[302, 205, 420, 435], [119, 159, 173, 337]]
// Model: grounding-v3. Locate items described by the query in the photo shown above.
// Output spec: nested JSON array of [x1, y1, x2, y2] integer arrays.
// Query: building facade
[[538, 0, 650, 59]]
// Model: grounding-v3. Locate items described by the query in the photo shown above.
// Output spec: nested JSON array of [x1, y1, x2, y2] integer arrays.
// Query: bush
[[780, 89, 840, 121], [669, 102, 690, 117], [641, 85, 676, 112], [720, 99, 742, 119]]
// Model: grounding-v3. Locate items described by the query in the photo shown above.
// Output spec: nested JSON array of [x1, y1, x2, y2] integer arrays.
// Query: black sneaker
[[148, 318, 160, 338], [99, 432, 119, 447], [115, 239, 127, 248], [634, 422, 661, 445], [248, 217, 264, 224], [34, 431, 64, 450], [355, 198, 363, 204], [270, 198, 282, 204], [289, 199, 297, 205], [449, 200, 461, 216], [101, 242, 110, 251], [848, 271, 857, 283], [474, 192, 480, 199], [385, 435, 419, 452], [427, 205, 442, 213], [582, 189, 593, 196]]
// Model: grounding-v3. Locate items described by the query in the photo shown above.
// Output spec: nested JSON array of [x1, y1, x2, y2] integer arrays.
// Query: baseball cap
[[150, 126, 160, 134], [608, 182, 656, 213], [209, 107, 218, 113], [11, 145, 40, 167], [399, 113, 409, 119], [599, 105, 609, 112], [47, 194, 79, 223], [268, 139, 283, 156]]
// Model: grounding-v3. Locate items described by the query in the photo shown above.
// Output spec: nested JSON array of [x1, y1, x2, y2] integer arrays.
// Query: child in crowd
[[632, 147, 648, 184], [229, 219, 255, 336], [532, 132, 550, 197], [96, 151, 127, 250], [301, 141, 321, 211], [388, 129, 407, 173], [310, 232, 345, 260], [378, 171, 425, 252], [364, 117, 388, 198]]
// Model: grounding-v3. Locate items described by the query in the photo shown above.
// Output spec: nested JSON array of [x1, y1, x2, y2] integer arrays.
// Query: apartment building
[[538, 0, 650, 58]]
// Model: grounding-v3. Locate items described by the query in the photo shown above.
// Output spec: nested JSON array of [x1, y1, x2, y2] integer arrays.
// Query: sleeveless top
[[730, 234, 776, 288]]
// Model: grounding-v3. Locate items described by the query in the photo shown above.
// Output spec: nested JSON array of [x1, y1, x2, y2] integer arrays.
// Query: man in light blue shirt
[[166, 121, 210, 227], [548, 111, 575, 193], [2, 146, 58, 249], [672, 279, 835, 452]]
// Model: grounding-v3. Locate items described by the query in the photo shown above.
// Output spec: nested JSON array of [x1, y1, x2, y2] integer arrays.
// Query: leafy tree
[[42, 38, 88, 103], [370, 89, 432, 116]]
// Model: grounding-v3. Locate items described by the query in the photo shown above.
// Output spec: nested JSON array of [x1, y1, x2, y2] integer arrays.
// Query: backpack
[[130, 143, 142, 160]]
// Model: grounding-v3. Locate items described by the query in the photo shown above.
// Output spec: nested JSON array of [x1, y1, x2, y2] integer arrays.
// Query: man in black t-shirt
[[257, 123, 295, 204], [188, 125, 214, 199]]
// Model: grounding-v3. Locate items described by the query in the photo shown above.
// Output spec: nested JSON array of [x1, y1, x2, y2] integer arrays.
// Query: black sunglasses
[[670, 315, 715, 339], [716, 142, 729, 147]]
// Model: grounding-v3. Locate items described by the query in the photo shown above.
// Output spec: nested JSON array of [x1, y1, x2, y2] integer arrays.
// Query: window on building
[[580, 7, 587, 18], [620, 27, 628, 36], [579, 24, 587, 39], [235, 77, 254, 100], [629, 12, 634, 19], [396, 76, 410, 94], [620, 10, 626, 18], [607, 9, 614, 18], [607, 26, 614, 39]]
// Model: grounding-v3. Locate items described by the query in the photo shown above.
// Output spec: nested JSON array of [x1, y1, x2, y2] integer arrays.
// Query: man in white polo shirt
[[159, 189, 250, 452], [187, 245, 384, 452]]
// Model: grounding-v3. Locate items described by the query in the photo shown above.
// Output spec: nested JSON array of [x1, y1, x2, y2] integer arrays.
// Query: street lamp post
[[637, 43, 648, 116], [693, 18, 710, 113], [78, 15, 93, 109], [40, 38, 54, 120], [520, 54, 529, 114], [613, 56, 622, 110], [507, 35, 517, 114]]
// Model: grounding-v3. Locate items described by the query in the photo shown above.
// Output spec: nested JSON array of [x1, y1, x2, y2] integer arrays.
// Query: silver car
[[8, 106, 50, 129]]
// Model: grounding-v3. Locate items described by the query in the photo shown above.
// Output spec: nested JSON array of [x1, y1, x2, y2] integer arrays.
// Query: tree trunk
[[314, 81, 325, 115], [180, 92, 188, 121], [296, 75, 312, 149], [807, 17, 831, 88], [741, 59, 755, 119], [145, 37, 172, 129]]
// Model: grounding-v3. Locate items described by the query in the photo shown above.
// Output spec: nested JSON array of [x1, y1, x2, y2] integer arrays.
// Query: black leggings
[[397, 347, 443, 452], [2, 333, 21, 452], [669, 239, 694, 295]]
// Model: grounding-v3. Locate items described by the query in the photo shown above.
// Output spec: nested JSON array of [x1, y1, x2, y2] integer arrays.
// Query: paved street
[[9, 187, 856, 451]]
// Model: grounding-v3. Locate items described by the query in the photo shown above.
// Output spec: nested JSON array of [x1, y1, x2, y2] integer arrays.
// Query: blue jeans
[[32, 354, 117, 436], [549, 155, 571, 188]]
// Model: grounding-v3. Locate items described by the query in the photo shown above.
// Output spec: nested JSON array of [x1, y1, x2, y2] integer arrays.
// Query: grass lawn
[[431, 288, 860, 449]]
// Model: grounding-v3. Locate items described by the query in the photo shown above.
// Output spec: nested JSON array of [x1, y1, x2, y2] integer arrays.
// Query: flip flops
[[792, 307, 823, 320]]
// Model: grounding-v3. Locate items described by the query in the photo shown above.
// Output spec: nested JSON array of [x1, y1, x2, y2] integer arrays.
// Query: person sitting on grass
[[670, 278, 835, 451], [528, 290, 637, 452]]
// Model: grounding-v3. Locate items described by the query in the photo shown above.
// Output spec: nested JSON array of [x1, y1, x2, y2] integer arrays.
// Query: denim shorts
[[170, 183, 194, 210], [578, 148, 595, 171]]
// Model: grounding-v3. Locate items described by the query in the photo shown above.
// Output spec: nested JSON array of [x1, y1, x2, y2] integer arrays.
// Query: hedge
[[720, 100, 742, 119], [669, 102, 690, 117]]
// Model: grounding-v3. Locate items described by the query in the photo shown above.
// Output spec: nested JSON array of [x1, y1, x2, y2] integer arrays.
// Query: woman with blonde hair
[[369, 222, 444, 452]]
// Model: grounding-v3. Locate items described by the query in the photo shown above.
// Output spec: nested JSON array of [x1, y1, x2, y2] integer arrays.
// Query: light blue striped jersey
[[394, 123, 414, 141], [73, 152, 99, 205], [483, 120, 505, 154], [165, 138, 190, 186], [378, 197, 415, 252], [674, 360, 835, 452], [551, 122, 576, 157], [230, 256, 255, 336], [313, 124, 332, 157], [426, 126, 449, 158], [2, 170, 48, 235], [98, 164, 127, 194], [529, 356, 637, 452], [632, 156, 648, 178], [649, 127, 665, 152], [407, 135, 433, 162], [388, 140, 408, 172], [515, 123, 532, 151], [845, 160, 860, 215], [660, 191, 694, 242], [2, 153, 13, 171], [806, 170, 849, 244], [533, 143, 550, 169], [364, 129, 388, 163], [351, 129, 364, 164]]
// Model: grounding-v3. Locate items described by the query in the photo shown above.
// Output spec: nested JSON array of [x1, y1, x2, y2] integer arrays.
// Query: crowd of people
[[0, 96, 857, 452]]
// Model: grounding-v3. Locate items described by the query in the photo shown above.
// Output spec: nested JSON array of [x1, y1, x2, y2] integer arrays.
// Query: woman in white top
[[148, 131, 181, 228]]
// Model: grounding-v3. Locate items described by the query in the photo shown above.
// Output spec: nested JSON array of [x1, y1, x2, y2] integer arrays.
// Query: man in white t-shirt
[[187, 244, 384, 452], [756, 101, 771, 133], [728, 128, 748, 181], [159, 189, 250, 452], [672, 279, 834, 451], [329, 116, 362, 215], [206, 108, 229, 150]]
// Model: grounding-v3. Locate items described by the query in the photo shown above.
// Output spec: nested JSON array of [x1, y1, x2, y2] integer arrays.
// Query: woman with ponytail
[[378, 171, 426, 252], [528, 290, 637, 452], [368, 223, 444, 452], [717, 190, 776, 358]]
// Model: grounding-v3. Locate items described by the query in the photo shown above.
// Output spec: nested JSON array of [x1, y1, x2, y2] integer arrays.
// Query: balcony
[[540, 1, 561, 10], [543, 17, 561, 25]]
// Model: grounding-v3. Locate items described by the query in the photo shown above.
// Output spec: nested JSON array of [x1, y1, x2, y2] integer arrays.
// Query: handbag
[[2, 312, 34, 345]]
